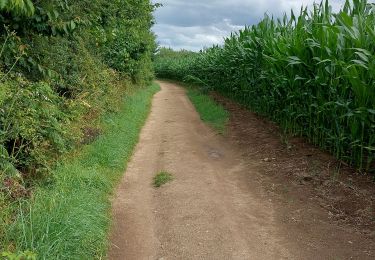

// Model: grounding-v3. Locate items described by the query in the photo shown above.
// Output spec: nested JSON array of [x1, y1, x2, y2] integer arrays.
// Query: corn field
[[154, 0, 375, 172]]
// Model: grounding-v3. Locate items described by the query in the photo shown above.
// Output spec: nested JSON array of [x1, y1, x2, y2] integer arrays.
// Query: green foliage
[[0, 0, 158, 255], [0, 0, 157, 176], [154, 48, 199, 81], [1, 250, 37, 260], [154, 0, 375, 172], [2, 83, 160, 259], [0, 0, 35, 16], [96, 0, 157, 83], [0, 80, 70, 174]]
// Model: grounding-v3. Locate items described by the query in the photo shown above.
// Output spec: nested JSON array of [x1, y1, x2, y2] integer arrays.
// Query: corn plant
[[154, 0, 375, 172]]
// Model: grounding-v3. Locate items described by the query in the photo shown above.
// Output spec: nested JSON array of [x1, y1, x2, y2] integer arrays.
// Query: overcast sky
[[152, 0, 370, 51]]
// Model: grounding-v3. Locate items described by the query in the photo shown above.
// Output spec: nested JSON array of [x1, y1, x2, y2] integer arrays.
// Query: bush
[[0, 0, 157, 177], [0, 0, 158, 252]]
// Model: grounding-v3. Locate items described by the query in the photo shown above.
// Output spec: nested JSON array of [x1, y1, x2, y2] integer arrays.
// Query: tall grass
[[154, 0, 375, 172], [2, 83, 160, 259]]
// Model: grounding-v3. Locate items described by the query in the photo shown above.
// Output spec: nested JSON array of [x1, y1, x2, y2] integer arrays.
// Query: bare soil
[[108, 81, 375, 260]]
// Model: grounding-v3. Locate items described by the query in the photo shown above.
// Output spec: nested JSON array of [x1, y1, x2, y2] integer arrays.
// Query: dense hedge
[[154, 0, 375, 172], [0, 0, 158, 245], [0, 0, 157, 178]]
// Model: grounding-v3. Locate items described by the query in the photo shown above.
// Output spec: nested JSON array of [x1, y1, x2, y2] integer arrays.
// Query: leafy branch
[[0, 26, 26, 83], [0, 0, 35, 16]]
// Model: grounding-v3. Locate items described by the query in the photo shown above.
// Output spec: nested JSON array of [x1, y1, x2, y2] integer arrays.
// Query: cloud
[[153, 19, 243, 51], [152, 0, 373, 51]]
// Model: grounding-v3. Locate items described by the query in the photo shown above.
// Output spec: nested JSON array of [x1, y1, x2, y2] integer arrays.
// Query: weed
[[280, 132, 293, 151], [154, 171, 173, 188]]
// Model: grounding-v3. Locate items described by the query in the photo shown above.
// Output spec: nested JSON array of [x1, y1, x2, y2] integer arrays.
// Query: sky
[[151, 0, 365, 51]]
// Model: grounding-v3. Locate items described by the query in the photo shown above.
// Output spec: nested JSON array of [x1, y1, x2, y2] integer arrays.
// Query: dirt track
[[108, 81, 374, 259]]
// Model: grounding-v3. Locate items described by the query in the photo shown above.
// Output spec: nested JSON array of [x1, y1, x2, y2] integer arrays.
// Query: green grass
[[2, 83, 160, 259], [187, 88, 229, 134], [153, 171, 173, 188]]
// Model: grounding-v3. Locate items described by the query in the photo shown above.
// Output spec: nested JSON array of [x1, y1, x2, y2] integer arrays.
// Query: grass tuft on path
[[154, 171, 173, 188], [187, 88, 229, 134], [2, 83, 160, 259]]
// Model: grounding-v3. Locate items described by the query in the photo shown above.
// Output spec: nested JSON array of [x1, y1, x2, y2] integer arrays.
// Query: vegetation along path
[[109, 81, 375, 259]]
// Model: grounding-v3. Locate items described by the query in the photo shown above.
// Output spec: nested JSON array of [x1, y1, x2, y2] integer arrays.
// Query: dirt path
[[108, 81, 374, 260]]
